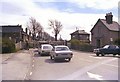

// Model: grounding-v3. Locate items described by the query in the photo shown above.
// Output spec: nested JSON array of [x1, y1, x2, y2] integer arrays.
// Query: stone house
[[1, 25, 33, 49], [70, 30, 90, 43], [91, 12, 120, 48], [1, 25, 33, 43], [1, 25, 23, 43]]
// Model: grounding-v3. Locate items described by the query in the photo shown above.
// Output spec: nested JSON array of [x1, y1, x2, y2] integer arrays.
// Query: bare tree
[[27, 17, 43, 40], [49, 20, 62, 41]]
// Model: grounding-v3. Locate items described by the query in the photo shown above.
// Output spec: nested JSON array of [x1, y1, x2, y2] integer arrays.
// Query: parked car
[[38, 44, 53, 55], [94, 45, 120, 56], [50, 45, 73, 62]]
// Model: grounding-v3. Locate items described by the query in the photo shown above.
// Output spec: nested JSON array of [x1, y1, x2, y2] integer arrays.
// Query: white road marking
[[87, 72, 103, 80], [57, 58, 117, 80], [24, 74, 27, 80], [79, 58, 92, 63], [89, 56, 102, 59], [32, 64, 34, 67], [103, 64, 118, 68], [33, 60, 35, 62], [30, 72, 32, 76]]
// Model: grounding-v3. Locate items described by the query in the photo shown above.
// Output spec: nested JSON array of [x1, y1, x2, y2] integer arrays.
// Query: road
[[1, 49, 119, 81], [29, 50, 119, 80]]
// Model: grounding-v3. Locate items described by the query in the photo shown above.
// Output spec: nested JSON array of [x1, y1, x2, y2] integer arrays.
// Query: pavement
[[1, 49, 36, 62], [1, 52, 17, 62], [0, 48, 37, 80]]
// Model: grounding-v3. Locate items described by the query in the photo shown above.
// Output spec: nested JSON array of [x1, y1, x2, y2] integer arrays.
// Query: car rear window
[[109, 45, 118, 49], [55, 47, 69, 51], [103, 45, 119, 49], [43, 46, 52, 49], [103, 45, 109, 48]]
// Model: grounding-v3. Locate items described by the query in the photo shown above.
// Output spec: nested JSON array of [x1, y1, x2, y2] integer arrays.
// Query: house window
[[91, 33, 94, 35], [98, 26, 101, 35], [72, 35, 75, 38], [96, 39, 101, 48], [86, 36, 89, 40], [72, 35, 76, 39], [79, 35, 82, 38]]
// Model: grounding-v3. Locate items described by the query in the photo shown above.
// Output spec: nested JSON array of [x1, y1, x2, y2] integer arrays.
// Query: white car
[[38, 44, 53, 55], [50, 45, 73, 62]]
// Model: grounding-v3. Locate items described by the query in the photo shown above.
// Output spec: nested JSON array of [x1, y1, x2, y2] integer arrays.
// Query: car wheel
[[38, 52, 41, 56], [96, 53, 99, 56], [68, 58, 71, 62], [101, 53, 104, 56], [54, 58, 57, 62], [50, 56, 53, 60], [113, 54, 116, 56], [38, 52, 40, 54]]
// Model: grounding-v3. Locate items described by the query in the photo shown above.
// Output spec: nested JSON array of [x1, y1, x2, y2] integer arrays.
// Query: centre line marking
[[33, 60, 35, 62], [30, 72, 32, 76], [32, 64, 34, 67], [24, 74, 27, 80]]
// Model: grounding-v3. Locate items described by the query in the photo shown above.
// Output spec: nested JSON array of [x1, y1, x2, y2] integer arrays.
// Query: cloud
[[0, 0, 118, 40], [37, 10, 118, 40], [67, 0, 119, 10], [28, 0, 119, 10]]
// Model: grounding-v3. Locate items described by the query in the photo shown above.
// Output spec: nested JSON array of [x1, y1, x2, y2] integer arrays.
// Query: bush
[[70, 39, 80, 49], [79, 43, 93, 52], [114, 38, 120, 46], [0, 38, 2, 53], [2, 38, 16, 53], [70, 39, 93, 52]]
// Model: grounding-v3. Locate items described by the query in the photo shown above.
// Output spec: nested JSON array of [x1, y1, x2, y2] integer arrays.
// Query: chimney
[[105, 12, 113, 24]]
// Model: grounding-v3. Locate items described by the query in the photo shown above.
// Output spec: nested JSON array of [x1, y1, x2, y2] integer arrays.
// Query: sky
[[0, 0, 119, 40]]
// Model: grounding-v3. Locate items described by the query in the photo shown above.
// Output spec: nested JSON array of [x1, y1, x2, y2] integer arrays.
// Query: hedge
[[2, 38, 16, 53], [0, 38, 2, 53], [70, 39, 93, 52], [114, 38, 120, 46]]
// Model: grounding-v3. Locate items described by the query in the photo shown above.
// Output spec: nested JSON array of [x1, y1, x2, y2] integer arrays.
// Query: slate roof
[[70, 30, 89, 35], [100, 19, 120, 31], [0, 25, 23, 33]]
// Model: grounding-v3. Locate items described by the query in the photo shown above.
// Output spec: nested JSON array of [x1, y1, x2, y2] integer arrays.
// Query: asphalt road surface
[[30, 50, 119, 80], [1, 49, 119, 81]]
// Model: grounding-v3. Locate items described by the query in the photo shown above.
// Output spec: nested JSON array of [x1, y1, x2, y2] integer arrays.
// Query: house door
[[96, 39, 101, 48]]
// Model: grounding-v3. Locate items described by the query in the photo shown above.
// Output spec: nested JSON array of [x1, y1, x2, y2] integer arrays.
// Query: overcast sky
[[0, 0, 119, 40]]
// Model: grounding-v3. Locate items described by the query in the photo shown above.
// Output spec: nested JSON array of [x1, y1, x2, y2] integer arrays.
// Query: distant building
[[91, 12, 120, 48], [70, 30, 90, 43]]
